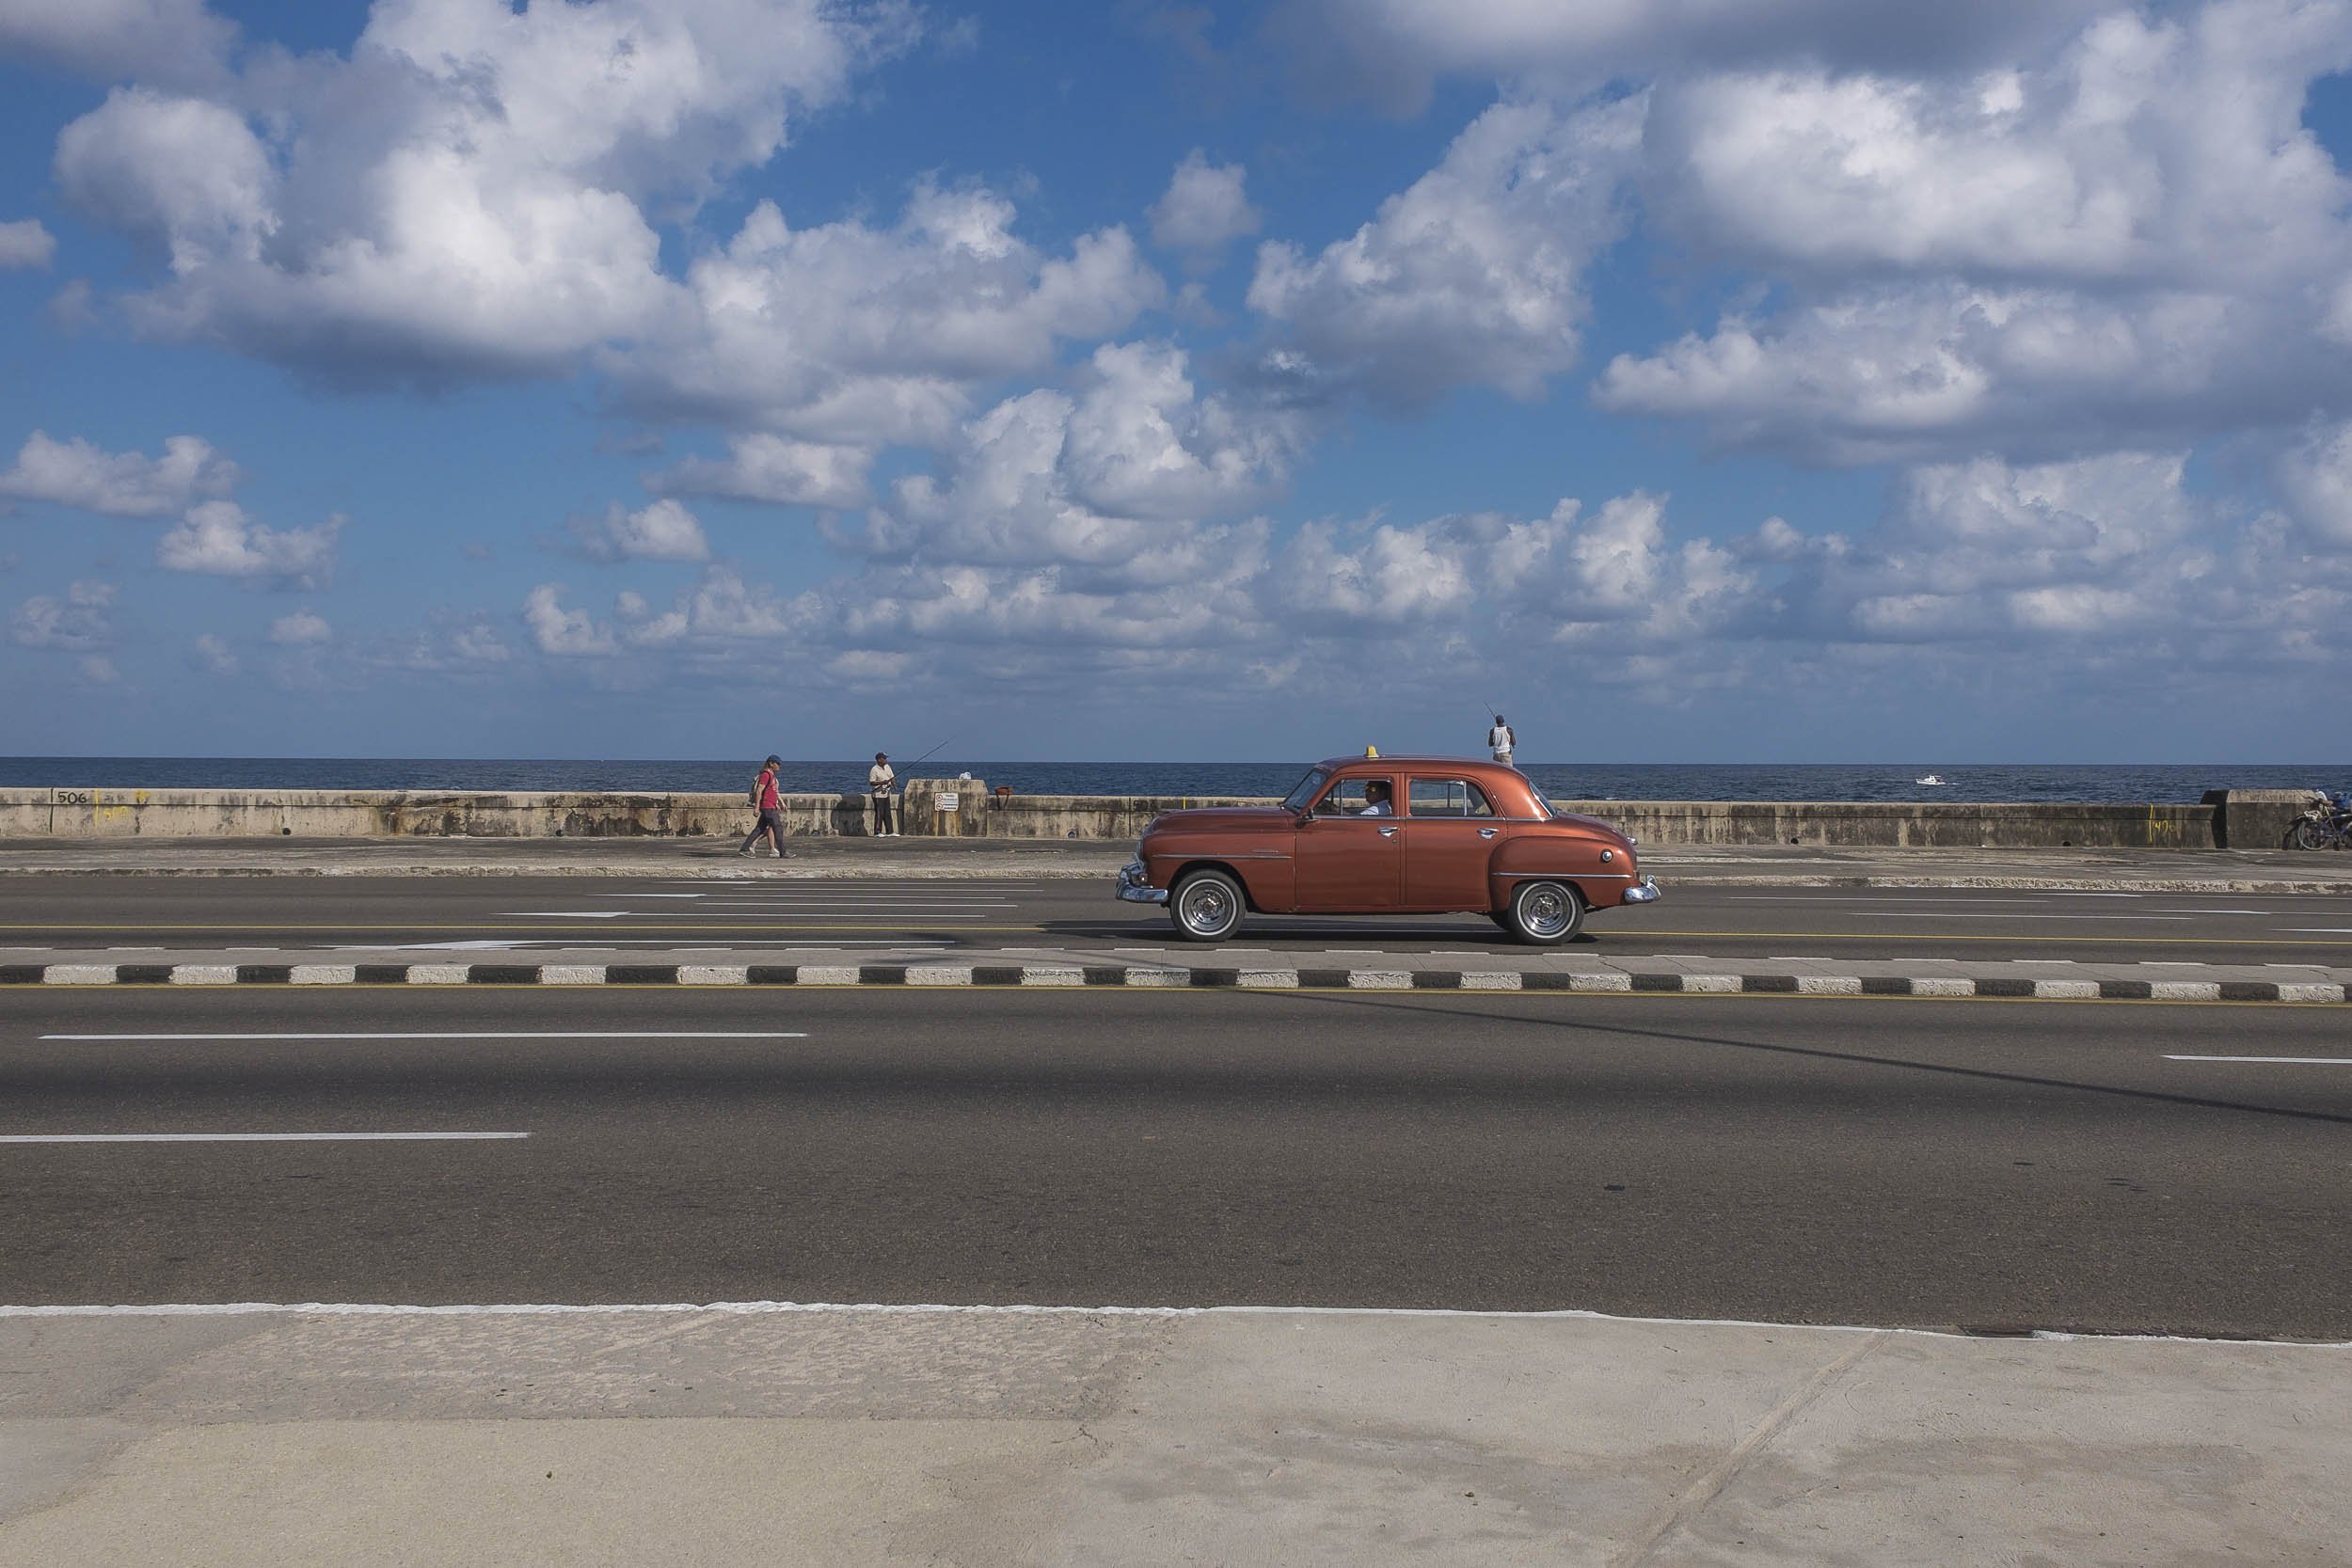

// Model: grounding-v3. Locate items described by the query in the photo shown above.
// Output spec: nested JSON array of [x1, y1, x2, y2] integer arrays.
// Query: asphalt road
[[4, 986, 2348, 1338], [8, 874, 2352, 965]]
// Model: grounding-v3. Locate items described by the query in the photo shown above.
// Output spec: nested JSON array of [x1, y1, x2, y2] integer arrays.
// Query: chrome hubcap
[[1519, 884, 1572, 938], [1180, 881, 1234, 934]]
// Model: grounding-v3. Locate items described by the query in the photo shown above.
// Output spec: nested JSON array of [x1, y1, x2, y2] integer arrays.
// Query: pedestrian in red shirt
[[739, 755, 787, 857]]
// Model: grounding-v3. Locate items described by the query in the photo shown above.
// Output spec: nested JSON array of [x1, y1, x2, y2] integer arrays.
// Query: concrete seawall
[[0, 785, 2318, 849]]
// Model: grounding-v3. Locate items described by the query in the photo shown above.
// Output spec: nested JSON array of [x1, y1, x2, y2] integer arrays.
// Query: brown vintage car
[[1114, 754, 1661, 944]]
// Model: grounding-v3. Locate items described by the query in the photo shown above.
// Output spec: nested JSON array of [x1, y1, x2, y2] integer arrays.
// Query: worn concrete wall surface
[[0, 786, 2293, 849], [1570, 799, 2215, 850], [2205, 788, 2328, 850]]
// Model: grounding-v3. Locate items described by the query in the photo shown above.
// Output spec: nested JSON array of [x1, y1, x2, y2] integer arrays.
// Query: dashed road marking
[[0, 1132, 530, 1144], [2164, 1055, 2352, 1065], [38, 1031, 810, 1041]]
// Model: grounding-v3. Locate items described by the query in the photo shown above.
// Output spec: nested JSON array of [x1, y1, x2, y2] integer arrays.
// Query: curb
[[1, 961, 2343, 1003]]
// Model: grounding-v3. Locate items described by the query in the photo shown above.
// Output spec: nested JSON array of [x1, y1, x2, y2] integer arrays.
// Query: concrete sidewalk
[[2, 1305, 2343, 1567], [7, 835, 2352, 891]]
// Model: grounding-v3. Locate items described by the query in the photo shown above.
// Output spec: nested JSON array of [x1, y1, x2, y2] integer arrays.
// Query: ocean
[[0, 758, 2342, 803]]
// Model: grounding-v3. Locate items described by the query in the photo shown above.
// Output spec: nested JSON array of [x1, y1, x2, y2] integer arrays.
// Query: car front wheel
[[1170, 868, 1246, 942], [1505, 879, 1584, 945]]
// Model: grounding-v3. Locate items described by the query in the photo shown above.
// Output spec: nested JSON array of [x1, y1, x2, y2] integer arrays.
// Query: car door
[[1293, 774, 1403, 911], [1400, 777, 1504, 911]]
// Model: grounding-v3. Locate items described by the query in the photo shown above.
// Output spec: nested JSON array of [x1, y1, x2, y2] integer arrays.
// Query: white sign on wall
[[935, 792, 959, 812]]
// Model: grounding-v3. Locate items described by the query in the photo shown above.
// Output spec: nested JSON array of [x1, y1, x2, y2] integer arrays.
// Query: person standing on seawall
[[1487, 715, 1517, 768], [868, 752, 898, 837], [740, 755, 787, 857]]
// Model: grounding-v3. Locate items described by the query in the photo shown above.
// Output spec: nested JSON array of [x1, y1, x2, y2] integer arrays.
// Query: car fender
[[1149, 843, 1295, 912], [1487, 832, 1637, 911]]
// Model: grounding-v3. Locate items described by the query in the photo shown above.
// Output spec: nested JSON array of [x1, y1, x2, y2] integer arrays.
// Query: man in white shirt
[[868, 752, 898, 837], [1357, 780, 1394, 816], [1487, 715, 1517, 768]]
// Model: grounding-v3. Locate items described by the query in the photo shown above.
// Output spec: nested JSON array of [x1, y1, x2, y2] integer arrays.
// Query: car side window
[[1407, 779, 1493, 817], [1317, 777, 1396, 816]]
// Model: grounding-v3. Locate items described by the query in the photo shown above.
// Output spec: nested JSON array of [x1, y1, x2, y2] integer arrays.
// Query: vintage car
[[1114, 754, 1660, 944]]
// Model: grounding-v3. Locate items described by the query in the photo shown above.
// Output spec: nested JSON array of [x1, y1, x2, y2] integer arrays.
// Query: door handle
[[1377, 826, 1398, 837], [1478, 828, 1498, 838]]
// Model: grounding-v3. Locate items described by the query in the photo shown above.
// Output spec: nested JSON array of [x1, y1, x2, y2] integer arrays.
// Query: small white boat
[[1915, 774, 1947, 786]]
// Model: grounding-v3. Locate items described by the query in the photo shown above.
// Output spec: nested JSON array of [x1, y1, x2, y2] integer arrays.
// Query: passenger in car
[[1358, 780, 1394, 816]]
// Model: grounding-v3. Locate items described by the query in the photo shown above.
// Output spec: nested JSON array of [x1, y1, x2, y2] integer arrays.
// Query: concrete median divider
[[0, 784, 2327, 850], [3, 957, 2344, 1002]]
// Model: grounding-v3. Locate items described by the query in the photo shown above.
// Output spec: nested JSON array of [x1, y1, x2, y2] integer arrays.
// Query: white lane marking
[[39, 1031, 810, 1041], [599, 913, 1000, 923], [0, 1300, 2335, 1349], [0, 1132, 529, 1143], [2164, 1055, 2352, 1065], [665, 895, 1021, 903], [503, 911, 1000, 923], [1724, 894, 2147, 903], [499, 911, 628, 919], [608, 894, 708, 899], [2150, 909, 2274, 915], [2278, 927, 2352, 934], [1865, 913, 2192, 922], [329, 940, 947, 952]]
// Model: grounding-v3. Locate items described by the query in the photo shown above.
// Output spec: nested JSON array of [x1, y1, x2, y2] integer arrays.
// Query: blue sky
[[4, 0, 2351, 763]]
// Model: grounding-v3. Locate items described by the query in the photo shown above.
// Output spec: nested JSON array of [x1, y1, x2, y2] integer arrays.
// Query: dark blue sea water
[[1, 758, 2343, 803]]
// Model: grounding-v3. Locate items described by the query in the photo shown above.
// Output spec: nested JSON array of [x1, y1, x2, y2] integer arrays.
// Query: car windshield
[[1281, 768, 1328, 812]]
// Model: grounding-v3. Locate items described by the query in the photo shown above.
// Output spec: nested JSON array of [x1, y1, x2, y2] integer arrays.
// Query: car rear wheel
[[1169, 868, 1246, 942], [1505, 879, 1583, 945]]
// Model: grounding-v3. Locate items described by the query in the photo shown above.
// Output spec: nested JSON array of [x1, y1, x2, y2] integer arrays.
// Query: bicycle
[[2289, 790, 2352, 850]]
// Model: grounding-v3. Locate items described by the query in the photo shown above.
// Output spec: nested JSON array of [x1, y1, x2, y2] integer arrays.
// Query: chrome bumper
[[1620, 876, 1662, 904], [1115, 861, 1168, 905]]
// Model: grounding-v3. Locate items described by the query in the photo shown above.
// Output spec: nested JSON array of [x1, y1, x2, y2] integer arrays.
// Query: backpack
[[748, 772, 765, 808]]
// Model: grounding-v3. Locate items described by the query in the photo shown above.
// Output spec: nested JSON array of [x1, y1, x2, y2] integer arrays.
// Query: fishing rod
[[902, 734, 957, 771]]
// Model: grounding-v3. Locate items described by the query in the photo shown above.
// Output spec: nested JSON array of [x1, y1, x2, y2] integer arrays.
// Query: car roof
[[1314, 754, 1512, 770]]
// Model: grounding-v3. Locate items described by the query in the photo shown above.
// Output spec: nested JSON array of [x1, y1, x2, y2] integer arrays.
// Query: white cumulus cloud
[[1601, 0, 2352, 461], [1270, 0, 2112, 113], [1248, 94, 1644, 408], [649, 436, 874, 510], [48, 0, 916, 383], [190, 632, 237, 673], [564, 498, 711, 563], [267, 607, 331, 645], [0, 218, 56, 269], [846, 341, 1300, 585], [521, 584, 617, 657], [10, 579, 117, 650], [612, 185, 1164, 444], [156, 500, 341, 586], [0, 431, 238, 516], [0, 0, 235, 86], [1149, 151, 1261, 258]]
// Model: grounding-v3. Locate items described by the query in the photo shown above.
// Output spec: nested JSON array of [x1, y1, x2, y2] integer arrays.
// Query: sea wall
[[0, 785, 2317, 848]]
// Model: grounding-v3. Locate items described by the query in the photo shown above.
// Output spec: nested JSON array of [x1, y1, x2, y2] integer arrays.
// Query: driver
[[1357, 780, 1394, 816]]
